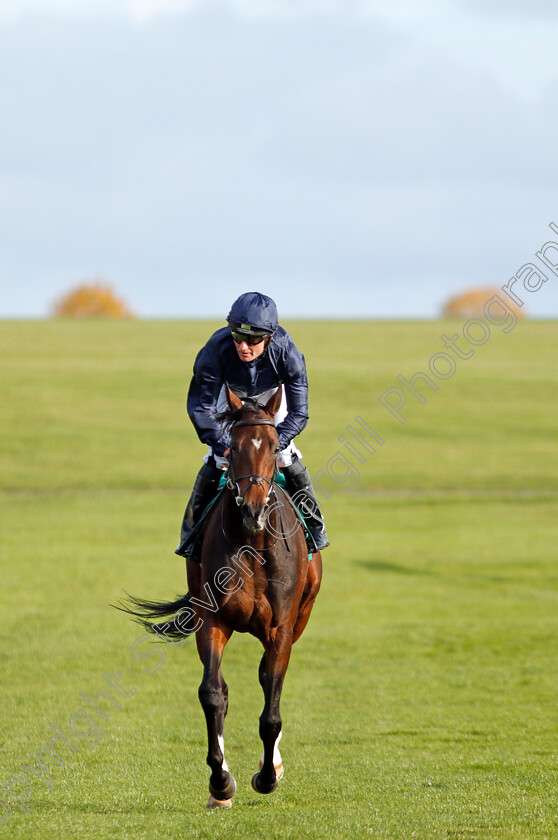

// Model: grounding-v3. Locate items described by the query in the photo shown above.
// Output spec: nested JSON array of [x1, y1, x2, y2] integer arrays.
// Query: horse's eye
[[230, 443, 238, 453], [274, 445, 280, 454]]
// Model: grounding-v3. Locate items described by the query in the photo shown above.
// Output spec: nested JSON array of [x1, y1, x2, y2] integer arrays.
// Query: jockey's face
[[235, 336, 269, 363]]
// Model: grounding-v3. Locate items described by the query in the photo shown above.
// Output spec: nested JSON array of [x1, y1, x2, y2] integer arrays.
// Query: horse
[[121, 385, 322, 809]]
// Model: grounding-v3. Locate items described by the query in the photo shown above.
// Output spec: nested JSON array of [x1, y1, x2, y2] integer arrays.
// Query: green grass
[[1, 319, 557, 839]]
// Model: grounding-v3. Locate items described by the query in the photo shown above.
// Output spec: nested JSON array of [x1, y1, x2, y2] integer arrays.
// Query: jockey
[[175, 291, 330, 557]]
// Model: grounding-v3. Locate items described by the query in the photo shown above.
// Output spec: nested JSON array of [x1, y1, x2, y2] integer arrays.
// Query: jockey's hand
[[213, 451, 229, 471], [223, 448, 230, 458]]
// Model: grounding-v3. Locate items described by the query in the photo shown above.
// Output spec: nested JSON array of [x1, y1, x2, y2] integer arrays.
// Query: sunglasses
[[230, 331, 269, 346]]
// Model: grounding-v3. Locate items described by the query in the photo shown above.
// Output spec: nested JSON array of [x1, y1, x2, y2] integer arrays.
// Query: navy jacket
[[187, 326, 309, 456]]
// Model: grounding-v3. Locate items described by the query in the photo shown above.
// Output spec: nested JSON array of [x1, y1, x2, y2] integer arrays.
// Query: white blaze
[[252, 438, 262, 450]]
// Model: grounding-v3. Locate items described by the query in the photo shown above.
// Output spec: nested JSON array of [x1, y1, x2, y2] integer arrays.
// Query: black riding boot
[[281, 456, 330, 551], [175, 461, 223, 558]]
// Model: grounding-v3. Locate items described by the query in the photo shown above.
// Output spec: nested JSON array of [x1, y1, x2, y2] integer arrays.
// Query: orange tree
[[51, 281, 134, 318], [442, 287, 525, 318]]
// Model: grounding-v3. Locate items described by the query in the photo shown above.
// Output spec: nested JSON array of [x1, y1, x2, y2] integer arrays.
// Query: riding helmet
[[227, 292, 278, 337]]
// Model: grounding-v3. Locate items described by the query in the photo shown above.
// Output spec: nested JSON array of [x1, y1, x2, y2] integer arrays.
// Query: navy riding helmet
[[227, 292, 279, 337]]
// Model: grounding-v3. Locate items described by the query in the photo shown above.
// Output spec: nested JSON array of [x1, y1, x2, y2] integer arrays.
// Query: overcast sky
[[1, 0, 557, 318]]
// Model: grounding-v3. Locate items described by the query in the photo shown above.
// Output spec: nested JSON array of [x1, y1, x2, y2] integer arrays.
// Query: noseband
[[226, 417, 278, 508]]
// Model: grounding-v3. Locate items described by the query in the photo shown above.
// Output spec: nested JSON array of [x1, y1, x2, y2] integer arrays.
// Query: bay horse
[[122, 385, 322, 808]]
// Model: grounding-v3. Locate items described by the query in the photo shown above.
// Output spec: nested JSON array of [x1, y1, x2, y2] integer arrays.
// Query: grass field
[[1, 318, 557, 839]]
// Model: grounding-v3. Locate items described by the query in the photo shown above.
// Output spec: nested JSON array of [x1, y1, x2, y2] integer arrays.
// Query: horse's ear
[[264, 387, 282, 417], [226, 383, 243, 412]]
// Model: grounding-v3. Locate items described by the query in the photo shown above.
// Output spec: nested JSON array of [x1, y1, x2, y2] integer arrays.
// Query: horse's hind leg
[[252, 628, 293, 795], [196, 625, 236, 808]]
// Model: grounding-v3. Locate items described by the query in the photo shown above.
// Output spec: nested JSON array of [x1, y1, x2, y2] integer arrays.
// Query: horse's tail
[[114, 591, 197, 640]]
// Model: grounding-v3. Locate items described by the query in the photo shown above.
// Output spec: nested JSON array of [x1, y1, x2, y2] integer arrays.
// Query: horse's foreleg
[[252, 628, 293, 794], [256, 652, 284, 780], [197, 625, 236, 807]]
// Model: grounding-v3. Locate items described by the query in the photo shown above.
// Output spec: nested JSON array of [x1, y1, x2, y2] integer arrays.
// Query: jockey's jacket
[[187, 326, 309, 457]]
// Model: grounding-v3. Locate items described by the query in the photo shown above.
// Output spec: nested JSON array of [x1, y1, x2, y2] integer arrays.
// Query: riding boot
[[281, 456, 330, 551], [175, 461, 223, 558]]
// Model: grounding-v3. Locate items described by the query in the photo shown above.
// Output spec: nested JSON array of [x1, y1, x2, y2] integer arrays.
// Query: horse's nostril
[[241, 503, 266, 532]]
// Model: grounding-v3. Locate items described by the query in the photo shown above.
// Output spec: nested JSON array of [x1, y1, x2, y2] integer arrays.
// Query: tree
[[442, 287, 525, 318], [51, 281, 134, 319]]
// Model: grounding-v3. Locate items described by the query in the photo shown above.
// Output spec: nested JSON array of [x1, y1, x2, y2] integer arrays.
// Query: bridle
[[225, 417, 279, 508], [222, 412, 292, 550]]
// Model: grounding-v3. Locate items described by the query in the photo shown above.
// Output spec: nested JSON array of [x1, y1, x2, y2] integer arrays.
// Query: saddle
[[182, 473, 316, 564]]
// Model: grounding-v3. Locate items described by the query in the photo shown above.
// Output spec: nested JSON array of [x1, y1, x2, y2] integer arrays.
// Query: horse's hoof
[[251, 771, 279, 794], [209, 774, 237, 801], [207, 794, 232, 809], [258, 759, 284, 781]]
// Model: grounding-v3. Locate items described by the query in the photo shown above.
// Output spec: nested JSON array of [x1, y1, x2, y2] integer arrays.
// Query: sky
[[1, 0, 557, 319]]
